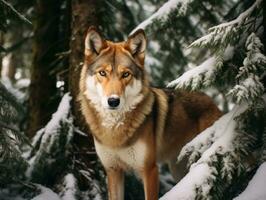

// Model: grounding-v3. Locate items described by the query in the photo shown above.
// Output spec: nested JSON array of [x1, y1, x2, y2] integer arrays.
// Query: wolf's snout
[[107, 97, 120, 108]]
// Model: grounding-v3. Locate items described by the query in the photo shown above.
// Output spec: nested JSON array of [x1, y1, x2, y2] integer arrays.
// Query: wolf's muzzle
[[107, 97, 120, 108]]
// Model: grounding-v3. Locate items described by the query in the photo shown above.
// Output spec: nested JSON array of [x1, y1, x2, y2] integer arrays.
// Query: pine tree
[[153, 0, 266, 199], [129, 0, 237, 86], [25, 93, 107, 199], [0, 0, 31, 189], [0, 82, 27, 186]]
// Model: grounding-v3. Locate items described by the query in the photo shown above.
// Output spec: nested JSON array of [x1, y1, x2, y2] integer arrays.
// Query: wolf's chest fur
[[94, 139, 147, 170]]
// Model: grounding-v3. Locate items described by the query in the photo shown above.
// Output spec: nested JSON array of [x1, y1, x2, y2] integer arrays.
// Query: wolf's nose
[[108, 97, 120, 108]]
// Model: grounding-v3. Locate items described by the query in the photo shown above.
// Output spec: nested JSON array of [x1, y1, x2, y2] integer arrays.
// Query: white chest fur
[[94, 139, 147, 170]]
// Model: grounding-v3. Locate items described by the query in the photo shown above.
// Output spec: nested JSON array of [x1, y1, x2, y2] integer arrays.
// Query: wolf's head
[[82, 27, 147, 113]]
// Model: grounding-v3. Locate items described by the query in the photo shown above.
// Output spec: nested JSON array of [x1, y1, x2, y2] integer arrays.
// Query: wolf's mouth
[[106, 106, 120, 110], [105, 106, 120, 111]]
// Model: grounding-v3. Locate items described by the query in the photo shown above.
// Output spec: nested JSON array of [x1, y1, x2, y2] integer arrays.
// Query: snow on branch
[[228, 74, 264, 104], [167, 46, 234, 90], [178, 105, 246, 164], [189, 0, 262, 49], [160, 163, 214, 200], [167, 57, 216, 90], [228, 33, 266, 104], [234, 162, 266, 200], [130, 0, 192, 34], [60, 174, 77, 200], [26, 93, 73, 178], [31, 185, 61, 200], [161, 104, 250, 200]]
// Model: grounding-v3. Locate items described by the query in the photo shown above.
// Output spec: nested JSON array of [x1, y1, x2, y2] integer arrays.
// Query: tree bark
[[69, 0, 99, 144], [27, 0, 61, 138], [263, 0, 266, 87], [68, 0, 102, 190], [263, 0, 266, 52], [2, 27, 24, 81], [0, 32, 3, 76]]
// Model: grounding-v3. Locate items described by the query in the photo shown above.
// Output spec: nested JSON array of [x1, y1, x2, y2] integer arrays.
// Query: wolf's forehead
[[88, 46, 141, 76]]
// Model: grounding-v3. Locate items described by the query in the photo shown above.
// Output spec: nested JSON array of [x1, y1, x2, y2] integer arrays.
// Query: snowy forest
[[0, 0, 265, 199]]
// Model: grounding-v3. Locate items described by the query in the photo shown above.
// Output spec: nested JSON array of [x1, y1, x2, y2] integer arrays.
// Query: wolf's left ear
[[85, 26, 107, 56], [126, 29, 147, 65]]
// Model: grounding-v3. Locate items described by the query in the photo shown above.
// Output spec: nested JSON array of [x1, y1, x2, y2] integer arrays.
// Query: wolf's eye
[[99, 70, 106, 76], [122, 72, 130, 78]]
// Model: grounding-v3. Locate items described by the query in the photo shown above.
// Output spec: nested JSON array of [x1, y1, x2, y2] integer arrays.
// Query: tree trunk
[[69, 0, 99, 144], [0, 32, 3, 76], [27, 0, 61, 138], [263, 0, 266, 51], [69, 0, 102, 190], [263, 0, 266, 87], [1, 27, 24, 81]]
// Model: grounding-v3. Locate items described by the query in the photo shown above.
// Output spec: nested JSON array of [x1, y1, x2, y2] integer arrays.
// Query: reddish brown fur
[[79, 27, 222, 200]]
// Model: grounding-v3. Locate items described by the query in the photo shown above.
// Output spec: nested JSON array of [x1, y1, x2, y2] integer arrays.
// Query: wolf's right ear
[[85, 26, 107, 56], [125, 29, 147, 66]]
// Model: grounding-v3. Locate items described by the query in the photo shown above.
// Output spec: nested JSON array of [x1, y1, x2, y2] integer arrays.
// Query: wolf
[[78, 26, 222, 200]]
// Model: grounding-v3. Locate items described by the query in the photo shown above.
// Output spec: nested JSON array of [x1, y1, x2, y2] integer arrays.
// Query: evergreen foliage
[[160, 0, 266, 199], [26, 93, 106, 199], [0, 0, 31, 52], [0, 0, 31, 32], [130, 0, 237, 86], [0, 82, 27, 186], [0, 0, 31, 190], [1, 0, 265, 199]]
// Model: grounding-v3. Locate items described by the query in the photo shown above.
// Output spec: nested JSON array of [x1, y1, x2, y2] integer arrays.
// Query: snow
[[15, 78, 30, 89], [160, 163, 213, 200], [228, 33, 265, 104], [167, 46, 234, 89], [234, 162, 266, 200], [130, 0, 192, 34], [189, 0, 262, 48], [161, 104, 247, 200], [179, 104, 247, 163], [229, 75, 264, 104], [167, 57, 216, 89], [26, 93, 72, 177], [0, 77, 26, 101], [209, 0, 262, 31], [243, 33, 266, 66], [60, 174, 77, 200], [32, 185, 61, 200], [195, 105, 246, 162], [44, 93, 72, 134]]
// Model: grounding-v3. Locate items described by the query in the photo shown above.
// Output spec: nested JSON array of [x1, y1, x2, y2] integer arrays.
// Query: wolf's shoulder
[[152, 87, 219, 118]]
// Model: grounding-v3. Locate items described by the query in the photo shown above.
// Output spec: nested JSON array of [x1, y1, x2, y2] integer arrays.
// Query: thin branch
[[0, 0, 32, 25]]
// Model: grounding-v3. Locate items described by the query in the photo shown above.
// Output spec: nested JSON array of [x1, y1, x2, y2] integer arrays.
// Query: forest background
[[0, 0, 265, 199]]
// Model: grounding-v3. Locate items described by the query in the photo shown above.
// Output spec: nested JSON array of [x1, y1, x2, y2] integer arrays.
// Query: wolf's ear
[[85, 26, 107, 55], [126, 29, 146, 65]]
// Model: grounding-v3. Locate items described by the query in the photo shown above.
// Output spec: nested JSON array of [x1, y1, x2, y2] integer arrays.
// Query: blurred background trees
[[0, 0, 265, 199]]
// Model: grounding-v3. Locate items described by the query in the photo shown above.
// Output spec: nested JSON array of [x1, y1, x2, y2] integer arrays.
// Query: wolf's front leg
[[107, 168, 124, 200], [141, 164, 159, 200]]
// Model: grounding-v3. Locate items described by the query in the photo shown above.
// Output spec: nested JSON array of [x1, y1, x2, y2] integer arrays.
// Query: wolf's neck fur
[[88, 102, 142, 129], [85, 91, 154, 147]]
